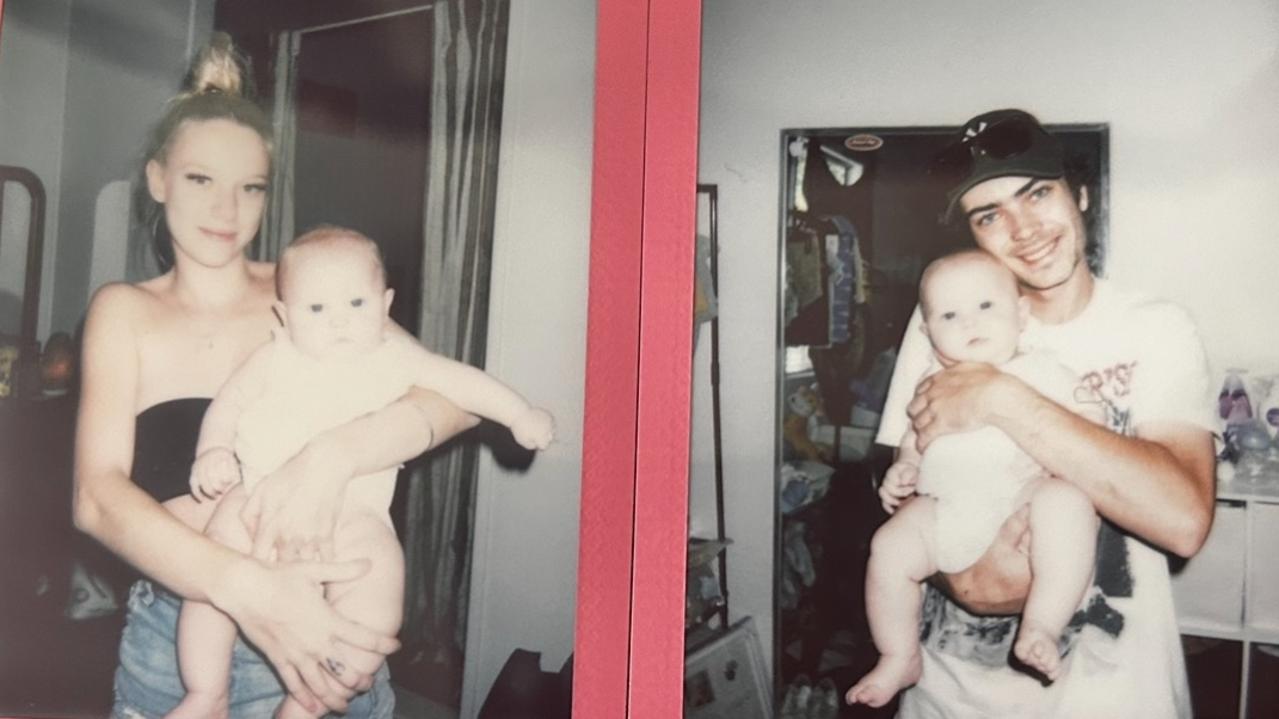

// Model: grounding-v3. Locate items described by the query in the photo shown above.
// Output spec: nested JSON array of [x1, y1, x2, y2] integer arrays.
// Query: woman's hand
[[930, 505, 1032, 615], [213, 556, 398, 713], [240, 388, 479, 561], [241, 444, 348, 563]]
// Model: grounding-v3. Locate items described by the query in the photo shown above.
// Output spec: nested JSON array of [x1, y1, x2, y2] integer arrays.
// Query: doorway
[[216, 3, 494, 715], [291, 11, 433, 332]]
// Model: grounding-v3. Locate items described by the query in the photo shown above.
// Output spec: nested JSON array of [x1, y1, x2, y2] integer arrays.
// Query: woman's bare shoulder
[[87, 279, 158, 318], [84, 275, 184, 335]]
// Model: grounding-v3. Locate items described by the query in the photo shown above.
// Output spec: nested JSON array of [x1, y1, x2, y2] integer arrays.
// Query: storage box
[[684, 617, 771, 719]]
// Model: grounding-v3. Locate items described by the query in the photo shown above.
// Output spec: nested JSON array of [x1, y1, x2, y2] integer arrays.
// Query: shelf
[[1216, 475, 1279, 504], [1180, 620, 1279, 646], [1173, 462, 1279, 719]]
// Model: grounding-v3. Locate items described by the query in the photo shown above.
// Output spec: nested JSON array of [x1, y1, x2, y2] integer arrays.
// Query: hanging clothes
[[784, 218, 830, 347]]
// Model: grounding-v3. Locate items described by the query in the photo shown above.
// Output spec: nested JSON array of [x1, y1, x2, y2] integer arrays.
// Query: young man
[[873, 109, 1216, 718]]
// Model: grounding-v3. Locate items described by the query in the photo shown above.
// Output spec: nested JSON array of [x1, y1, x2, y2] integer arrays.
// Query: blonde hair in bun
[[136, 31, 274, 271], [184, 31, 246, 97]]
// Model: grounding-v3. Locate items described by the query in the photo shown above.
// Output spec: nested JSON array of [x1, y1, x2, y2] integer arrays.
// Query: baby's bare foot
[[845, 651, 922, 708], [1014, 623, 1063, 681]]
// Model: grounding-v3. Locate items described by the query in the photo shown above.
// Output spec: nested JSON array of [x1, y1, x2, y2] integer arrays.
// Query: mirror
[[0, 1, 596, 717], [691, 0, 1279, 716], [771, 123, 1107, 717]]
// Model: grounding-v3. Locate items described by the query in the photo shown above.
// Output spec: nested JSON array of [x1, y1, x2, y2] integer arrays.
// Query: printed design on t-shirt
[[920, 363, 1138, 672], [919, 587, 1020, 669], [1074, 361, 1138, 436], [920, 522, 1133, 671], [1064, 522, 1132, 634]]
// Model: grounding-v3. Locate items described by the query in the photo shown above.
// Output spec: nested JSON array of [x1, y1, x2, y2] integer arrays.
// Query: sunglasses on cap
[[929, 114, 1044, 186], [931, 111, 1066, 224]]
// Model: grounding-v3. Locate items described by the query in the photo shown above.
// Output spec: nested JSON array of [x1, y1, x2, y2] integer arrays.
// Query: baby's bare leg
[[166, 486, 253, 719], [846, 496, 937, 708], [1013, 478, 1097, 681], [275, 508, 405, 719]]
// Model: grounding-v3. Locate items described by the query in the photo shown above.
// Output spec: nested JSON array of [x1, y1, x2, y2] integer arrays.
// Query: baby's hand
[[190, 447, 241, 501], [878, 461, 919, 514], [511, 407, 555, 450]]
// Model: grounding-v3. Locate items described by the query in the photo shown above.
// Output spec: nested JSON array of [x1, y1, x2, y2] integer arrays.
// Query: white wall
[[51, 0, 213, 335], [462, 0, 594, 714], [695, 0, 1279, 678], [0, 0, 72, 341], [0, 0, 212, 341]]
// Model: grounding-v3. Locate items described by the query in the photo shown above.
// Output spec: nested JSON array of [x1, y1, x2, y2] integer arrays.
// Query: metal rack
[[687, 183, 730, 633]]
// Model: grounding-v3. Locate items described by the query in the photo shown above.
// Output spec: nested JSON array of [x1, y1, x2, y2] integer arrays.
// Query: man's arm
[[910, 363, 1215, 558]]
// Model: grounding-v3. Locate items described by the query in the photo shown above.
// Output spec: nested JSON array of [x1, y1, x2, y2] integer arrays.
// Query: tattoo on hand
[[326, 657, 346, 676]]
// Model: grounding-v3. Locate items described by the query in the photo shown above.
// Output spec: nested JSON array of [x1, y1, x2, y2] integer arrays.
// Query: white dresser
[[1172, 468, 1279, 718]]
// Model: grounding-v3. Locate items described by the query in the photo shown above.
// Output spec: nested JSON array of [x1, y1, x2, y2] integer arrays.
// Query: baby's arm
[[392, 334, 554, 450], [879, 427, 923, 514], [189, 343, 274, 501]]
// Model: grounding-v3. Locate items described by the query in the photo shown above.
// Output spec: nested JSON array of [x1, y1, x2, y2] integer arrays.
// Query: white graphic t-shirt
[[876, 279, 1215, 719]]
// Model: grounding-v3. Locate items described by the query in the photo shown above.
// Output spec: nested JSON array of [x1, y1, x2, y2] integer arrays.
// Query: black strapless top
[[132, 398, 212, 503]]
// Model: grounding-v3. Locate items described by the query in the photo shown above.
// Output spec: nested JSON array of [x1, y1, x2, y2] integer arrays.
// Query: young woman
[[73, 34, 475, 718]]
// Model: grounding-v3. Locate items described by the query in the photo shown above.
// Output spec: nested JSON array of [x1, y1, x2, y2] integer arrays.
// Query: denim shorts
[[112, 580, 394, 719]]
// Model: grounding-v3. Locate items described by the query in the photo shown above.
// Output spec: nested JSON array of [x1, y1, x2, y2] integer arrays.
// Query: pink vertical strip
[[628, 0, 702, 716], [573, 1, 649, 717]]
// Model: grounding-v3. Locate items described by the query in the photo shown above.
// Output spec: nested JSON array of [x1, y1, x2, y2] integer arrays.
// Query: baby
[[846, 250, 1099, 708], [167, 226, 554, 719]]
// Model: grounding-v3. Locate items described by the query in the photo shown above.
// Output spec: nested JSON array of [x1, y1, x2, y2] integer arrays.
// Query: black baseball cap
[[932, 109, 1065, 224]]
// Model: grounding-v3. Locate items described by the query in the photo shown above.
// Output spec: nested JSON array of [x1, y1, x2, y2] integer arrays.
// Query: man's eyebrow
[[965, 202, 996, 219], [1012, 177, 1041, 198], [964, 178, 1042, 220]]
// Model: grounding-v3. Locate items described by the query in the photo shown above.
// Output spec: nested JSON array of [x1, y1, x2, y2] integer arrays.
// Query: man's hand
[[241, 444, 349, 563], [190, 447, 241, 502], [908, 362, 1019, 451], [511, 407, 555, 450], [930, 505, 1032, 615], [879, 460, 919, 514], [214, 557, 398, 713]]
